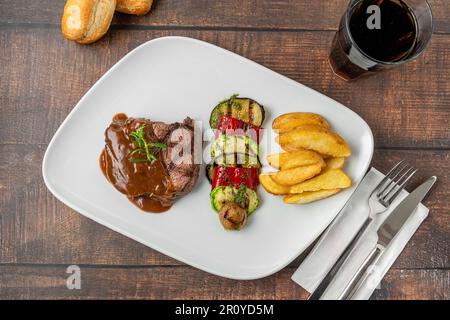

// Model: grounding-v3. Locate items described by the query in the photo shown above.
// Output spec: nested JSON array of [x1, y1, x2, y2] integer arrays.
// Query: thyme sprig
[[219, 93, 240, 106], [128, 125, 167, 164], [234, 185, 248, 208]]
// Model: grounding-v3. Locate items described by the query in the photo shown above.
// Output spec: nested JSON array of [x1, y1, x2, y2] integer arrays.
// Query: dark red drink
[[329, 0, 433, 81]]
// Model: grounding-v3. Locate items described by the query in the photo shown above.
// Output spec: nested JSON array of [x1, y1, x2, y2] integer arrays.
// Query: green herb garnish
[[128, 125, 167, 164], [234, 185, 248, 208], [229, 93, 240, 100], [219, 93, 240, 105]]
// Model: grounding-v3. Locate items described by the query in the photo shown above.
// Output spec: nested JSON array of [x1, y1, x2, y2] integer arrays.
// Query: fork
[[308, 160, 417, 300]]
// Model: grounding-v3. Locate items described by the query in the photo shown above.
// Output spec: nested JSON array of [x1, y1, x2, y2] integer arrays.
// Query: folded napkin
[[291, 168, 429, 300]]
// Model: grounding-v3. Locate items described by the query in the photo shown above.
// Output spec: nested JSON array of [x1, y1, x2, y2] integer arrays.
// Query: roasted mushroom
[[219, 202, 248, 230]]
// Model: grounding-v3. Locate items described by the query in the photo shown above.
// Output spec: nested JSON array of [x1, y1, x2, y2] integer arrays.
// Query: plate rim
[[42, 36, 374, 280]]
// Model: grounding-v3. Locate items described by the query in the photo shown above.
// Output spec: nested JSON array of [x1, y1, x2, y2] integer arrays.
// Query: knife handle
[[339, 244, 384, 300], [308, 217, 372, 300]]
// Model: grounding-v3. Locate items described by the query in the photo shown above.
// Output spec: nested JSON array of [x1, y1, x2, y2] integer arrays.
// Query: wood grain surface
[[0, 0, 448, 300], [1, 0, 449, 33], [0, 266, 448, 300]]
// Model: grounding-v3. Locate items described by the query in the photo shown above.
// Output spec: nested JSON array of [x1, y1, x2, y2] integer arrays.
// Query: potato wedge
[[259, 174, 291, 195], [325, 157, 345, 170], [273, 113, 330, 133], [319, 153, 332, 159], [271, 163, 323, 186], [267, 150, 325, 170], [279, 144, 330, 156], [290, 169, 351, 193], [276, 124, 332, 134], [277, 127, 351, 157], [284, 189, 341, 204], [280, 143, 299, 153]]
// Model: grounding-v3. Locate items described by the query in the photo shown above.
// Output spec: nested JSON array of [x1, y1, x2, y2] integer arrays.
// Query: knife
[[338, 176, 437, 299]]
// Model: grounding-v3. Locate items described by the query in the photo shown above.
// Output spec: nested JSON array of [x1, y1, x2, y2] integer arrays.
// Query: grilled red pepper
[[211, 166, 259, 191], [215, 115, 261, 143]]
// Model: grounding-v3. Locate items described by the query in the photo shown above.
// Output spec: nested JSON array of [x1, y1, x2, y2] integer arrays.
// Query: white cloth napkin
[[291, 168, 429, 300]]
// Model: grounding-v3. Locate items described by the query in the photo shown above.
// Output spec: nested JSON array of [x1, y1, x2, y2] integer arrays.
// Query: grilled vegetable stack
[[208, 94, 265, 230]]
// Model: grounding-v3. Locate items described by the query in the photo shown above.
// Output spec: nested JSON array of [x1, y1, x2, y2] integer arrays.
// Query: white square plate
[[43, 37, 374, 280]]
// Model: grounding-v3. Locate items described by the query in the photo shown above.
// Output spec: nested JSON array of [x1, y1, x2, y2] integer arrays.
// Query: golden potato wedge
[[277, 127, 351, 157], [290, 169, 351, 193], [279, 145, 331, 157], [276, 124, 332, 134], [326, 157, 345, 170], [284, 189, 341, 204], [319, 153, 332, 159], [271, 163, 323, 186], [273, 113, 330, 133], [259, 174, 291, 195], [280, 143, 299, 153], [267, 150, 325, 170]]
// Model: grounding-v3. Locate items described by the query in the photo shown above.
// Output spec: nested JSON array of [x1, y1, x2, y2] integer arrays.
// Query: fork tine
[[383, 168, 418, 205], [376, 161, 409, 197], [379, 165, 412, 199], [373, 160, 405, 195]]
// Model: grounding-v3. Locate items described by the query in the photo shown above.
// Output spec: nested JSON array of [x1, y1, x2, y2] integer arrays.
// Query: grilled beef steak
[[162, 118, 200, 194], [100, 114, 200, 213]]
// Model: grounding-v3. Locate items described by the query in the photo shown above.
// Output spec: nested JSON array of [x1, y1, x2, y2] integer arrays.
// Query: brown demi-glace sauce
[[99, 113, 173, 213]]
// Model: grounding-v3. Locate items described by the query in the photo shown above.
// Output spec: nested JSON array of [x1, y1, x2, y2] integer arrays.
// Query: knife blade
[[341, 176, 437, 299], [376, 176, 437, 247]]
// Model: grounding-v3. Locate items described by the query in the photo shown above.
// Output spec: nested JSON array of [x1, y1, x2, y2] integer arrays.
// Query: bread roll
[[62, 0, 116, 44], [116, 0, 152, 15]]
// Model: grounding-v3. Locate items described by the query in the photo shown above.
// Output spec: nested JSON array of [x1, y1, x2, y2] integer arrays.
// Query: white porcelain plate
[[43, 37, 374, 280]]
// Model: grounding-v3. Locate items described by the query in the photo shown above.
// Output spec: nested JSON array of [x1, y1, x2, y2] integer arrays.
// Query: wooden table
[[0, 0, 448, 300]]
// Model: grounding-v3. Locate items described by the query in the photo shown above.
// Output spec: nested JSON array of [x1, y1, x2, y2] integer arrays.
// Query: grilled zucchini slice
[[211, 135, 259, 158], [214, 153, 261, 168], [210, 186, 259, 214], [210, 186, 236, 212]]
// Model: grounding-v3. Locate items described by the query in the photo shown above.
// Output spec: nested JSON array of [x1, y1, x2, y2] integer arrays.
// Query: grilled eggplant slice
[[210, 94, 265, 128], [206, 163, 215, 184]]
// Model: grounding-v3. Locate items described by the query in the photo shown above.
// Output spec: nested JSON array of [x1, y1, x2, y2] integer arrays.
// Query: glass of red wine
[[329, 0, 433, 81]]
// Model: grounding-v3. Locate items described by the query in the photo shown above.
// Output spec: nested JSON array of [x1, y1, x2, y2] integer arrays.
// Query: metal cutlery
[[309, 160, 417, 300], [341, 176, 437, 299]]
